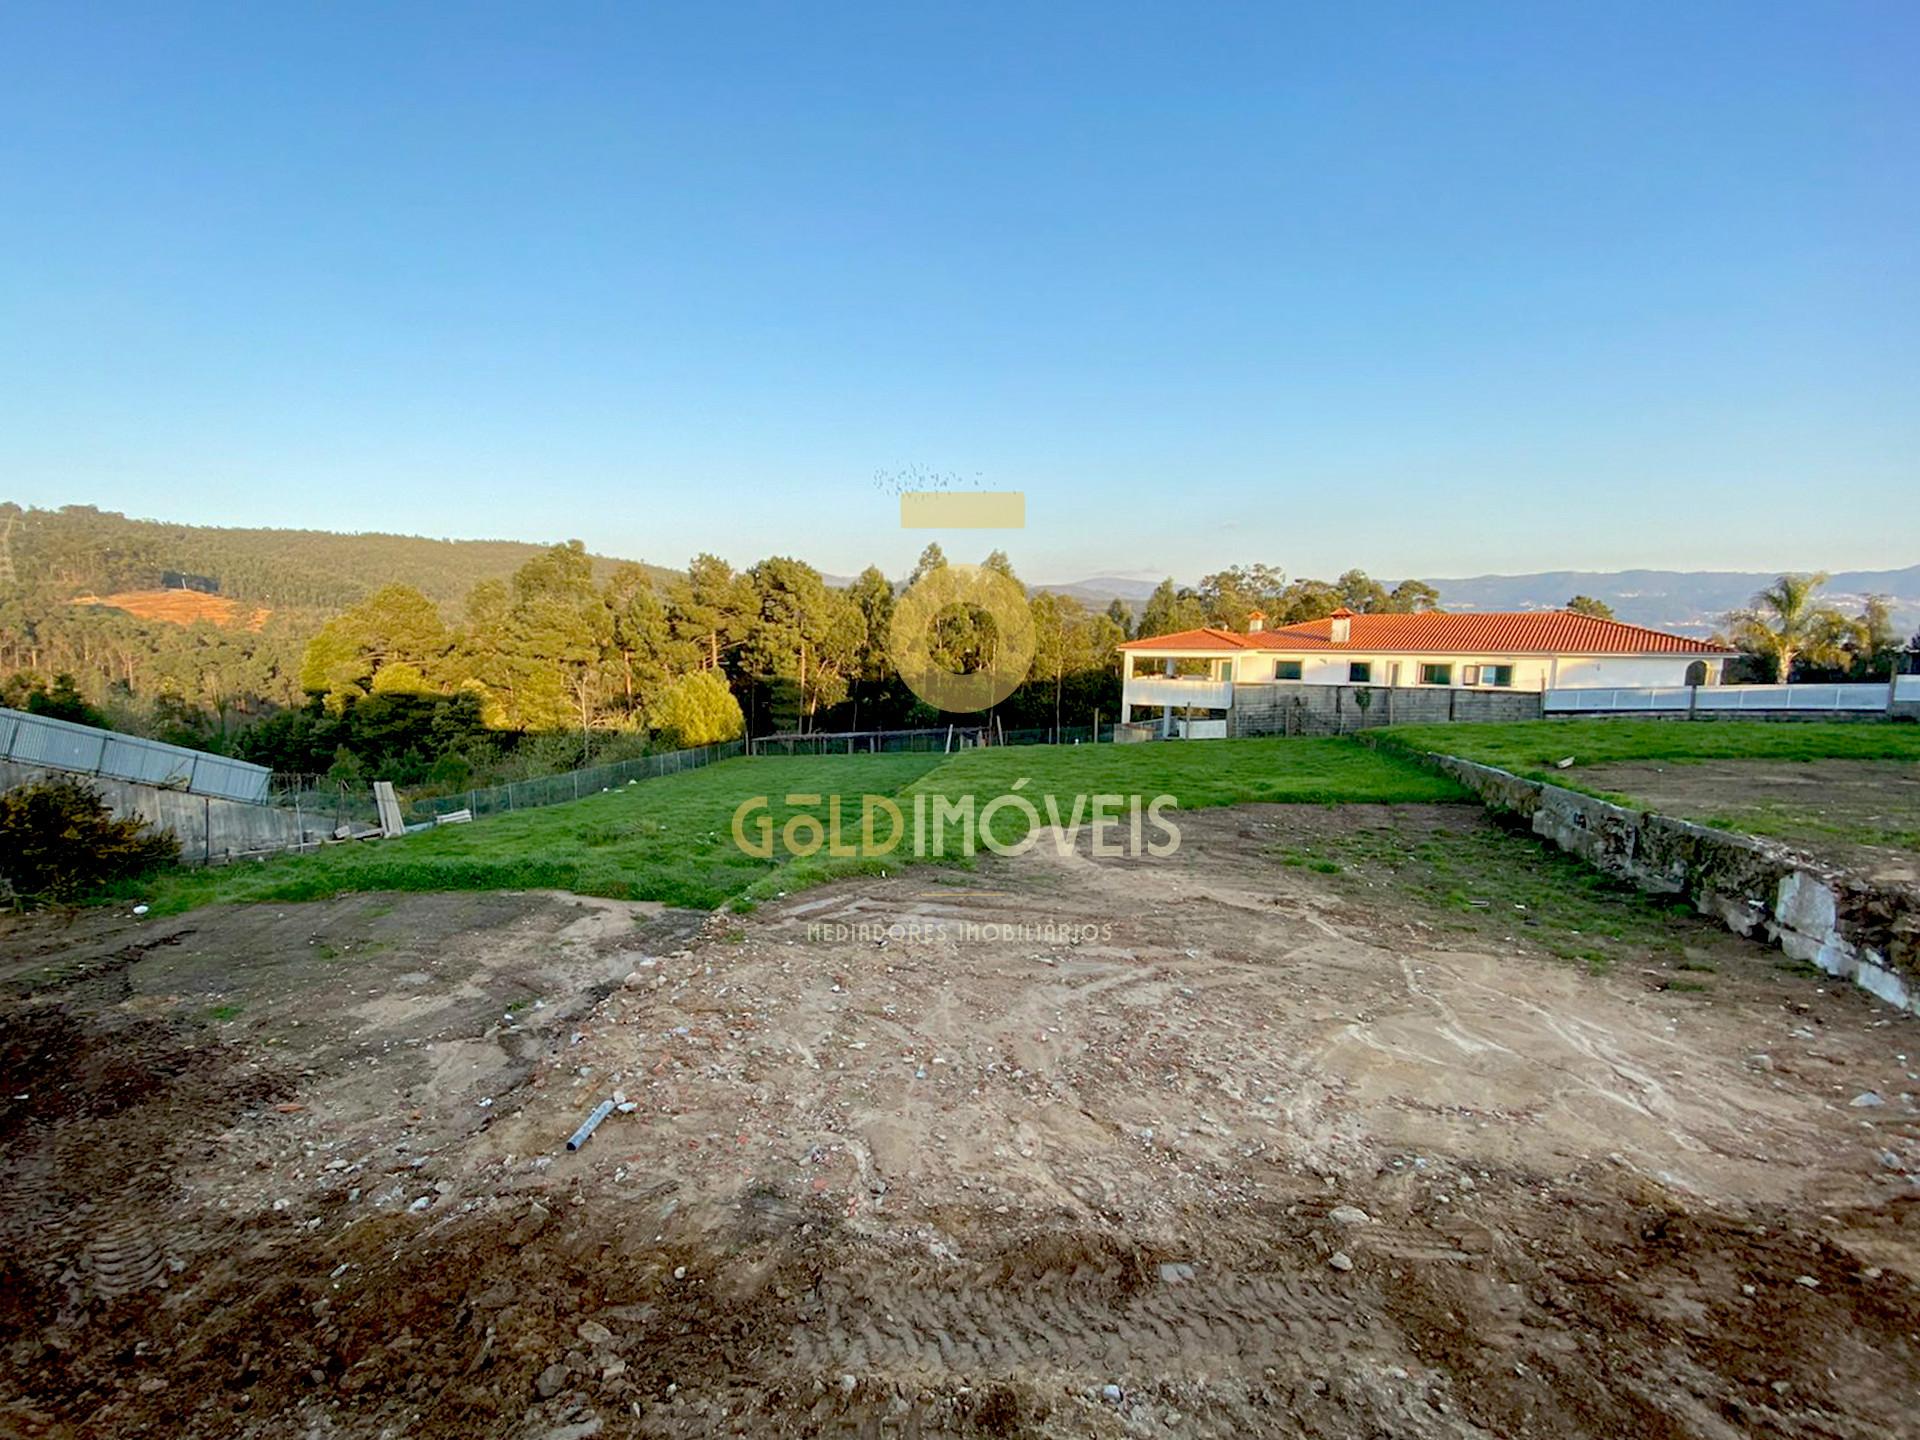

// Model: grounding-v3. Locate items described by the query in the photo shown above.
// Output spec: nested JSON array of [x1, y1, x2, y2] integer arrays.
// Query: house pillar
[[1161, 657, 1175, 738]]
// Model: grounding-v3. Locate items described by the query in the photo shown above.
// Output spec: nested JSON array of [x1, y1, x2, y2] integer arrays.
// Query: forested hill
[[1, 503, 676, 609]]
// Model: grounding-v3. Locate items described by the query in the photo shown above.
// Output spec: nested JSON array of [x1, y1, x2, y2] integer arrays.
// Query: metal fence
[[0, 705, 272, 802], [1546, 681, 1908, 715], [264, 775, 385, 835], [401, 740, 747, 822], [749, 724, 1117, 755]]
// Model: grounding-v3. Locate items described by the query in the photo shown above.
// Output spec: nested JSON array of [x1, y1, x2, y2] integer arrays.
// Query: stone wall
[[1391, 747, 1919, 1013], [1, 758, 330, 864], [1228, 684, 1543, 738]]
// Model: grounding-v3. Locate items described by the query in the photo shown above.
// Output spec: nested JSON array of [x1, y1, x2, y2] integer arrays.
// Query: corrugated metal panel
[[0, 706, 272, 803], [185, 751, 271, 803], [5, 709, 109, 771], [100, 734, 197, 788]]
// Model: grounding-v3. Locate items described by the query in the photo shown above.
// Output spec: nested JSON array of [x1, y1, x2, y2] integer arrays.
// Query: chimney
[[1246, 609, 1266, 633], [1328, 606, 1354, 643]]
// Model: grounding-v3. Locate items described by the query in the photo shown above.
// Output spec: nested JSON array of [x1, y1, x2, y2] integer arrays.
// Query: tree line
[[3, 526, 1467, 786], [1135, 565, 1442, 636], [7, 517, 1911, 794]]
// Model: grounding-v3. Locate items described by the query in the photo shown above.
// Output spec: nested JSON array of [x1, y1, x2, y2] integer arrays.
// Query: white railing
[[1546, 682, 1900, 715], [1124, 676, 1234, 710]]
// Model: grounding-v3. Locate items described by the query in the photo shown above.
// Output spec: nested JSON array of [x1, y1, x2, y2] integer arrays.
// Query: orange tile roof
[[1116, 625, 1274, 652], [1119, 611, 1734, 656]]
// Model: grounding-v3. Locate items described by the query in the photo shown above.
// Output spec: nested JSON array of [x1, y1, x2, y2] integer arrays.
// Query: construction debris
[[372, 780, 406, 839], [566, 1098, 616, 1152]]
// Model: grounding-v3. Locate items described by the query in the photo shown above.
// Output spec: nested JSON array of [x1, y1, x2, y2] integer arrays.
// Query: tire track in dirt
[[0, 1005, 288, 1311], [788, 1266, 1380, 1378]]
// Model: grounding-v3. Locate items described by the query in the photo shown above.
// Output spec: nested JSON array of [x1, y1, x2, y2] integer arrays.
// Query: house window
[[1419, 663, 1452, 686], [1462, 665, 1480, 685], [1481, 664, 1513, 687], [1275, 660, 1303, 681], [1348, 662, 1372, 683]]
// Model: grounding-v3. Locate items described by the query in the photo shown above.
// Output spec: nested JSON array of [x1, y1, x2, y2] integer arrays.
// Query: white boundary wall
[[1547, 678, 1917, 715]]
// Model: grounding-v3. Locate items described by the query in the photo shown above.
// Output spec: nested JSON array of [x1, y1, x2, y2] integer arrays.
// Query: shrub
[[649, 671, 746, 749], [23, 672, 106, 728], [425, 752, 474, 791], [0, 777, 180, 905]]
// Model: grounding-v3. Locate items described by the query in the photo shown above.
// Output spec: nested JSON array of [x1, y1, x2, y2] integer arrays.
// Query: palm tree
[[1726, 572, 1848, 682]]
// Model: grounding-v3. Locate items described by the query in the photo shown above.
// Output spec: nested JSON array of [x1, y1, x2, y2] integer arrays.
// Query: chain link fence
[[266, 742, 746, 834], [749, 724, 1119, 756], [399, 740, 747, 823], [265, 775, 384, 837], [263, 723, 1134, 840]]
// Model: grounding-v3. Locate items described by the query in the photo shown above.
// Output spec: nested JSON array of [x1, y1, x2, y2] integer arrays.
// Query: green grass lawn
[[1376, 719, 1920, 782], [902, 736, 1465, 849], [120, 736, 1466, 915], [1689, 805, 1920, 856], [125, 754, 943, 915]]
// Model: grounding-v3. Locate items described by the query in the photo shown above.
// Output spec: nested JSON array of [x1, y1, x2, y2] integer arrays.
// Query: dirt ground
[[2, 805, 1917, 1439], [1576, 757, 1920, 884]]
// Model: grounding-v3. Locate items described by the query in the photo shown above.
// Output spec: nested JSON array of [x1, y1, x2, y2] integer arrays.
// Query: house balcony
[[1123, 675, 1234, 709]]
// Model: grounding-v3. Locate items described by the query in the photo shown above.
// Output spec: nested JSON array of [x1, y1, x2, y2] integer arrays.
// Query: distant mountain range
[[1030, 566, 1920, 638], [1028, 575, 1163, 608], [1416, 566, 1920, 637]]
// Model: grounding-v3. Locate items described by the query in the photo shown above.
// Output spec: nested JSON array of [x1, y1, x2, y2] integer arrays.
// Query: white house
[[1118, 608, 1736, 735]]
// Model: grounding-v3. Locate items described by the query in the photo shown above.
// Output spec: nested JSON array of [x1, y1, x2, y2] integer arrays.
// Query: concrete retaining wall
[[1, 758, 330, 864], [1229, 684, 1543, 737], [1403, 749, 1919, 1013]]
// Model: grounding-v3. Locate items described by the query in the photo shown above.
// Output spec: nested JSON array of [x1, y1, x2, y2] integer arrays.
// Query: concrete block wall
[[1228, 684, 1543, 737], [1403, 749, 1918, 1013], [1, 758, 329, 864]]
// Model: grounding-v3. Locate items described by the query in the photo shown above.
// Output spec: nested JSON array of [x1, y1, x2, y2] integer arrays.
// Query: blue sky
[[1, 2, 1914, 585]]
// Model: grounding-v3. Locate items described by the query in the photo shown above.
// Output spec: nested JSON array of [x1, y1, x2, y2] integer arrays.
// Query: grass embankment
[[1377, 719, 1920, 783], [1270, 817, 1712, 976], [123, 736, 1465, 914], [1376, 718, 1920, 858]]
